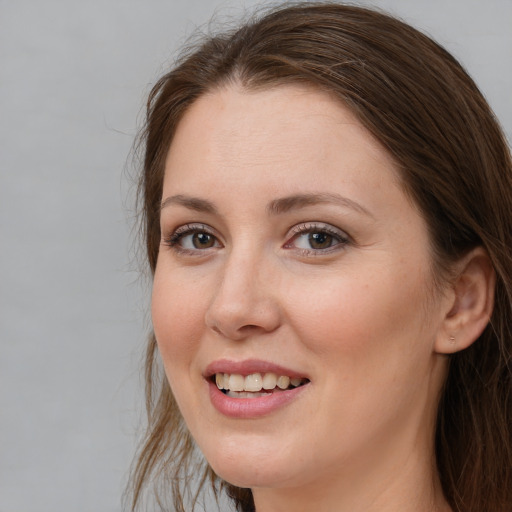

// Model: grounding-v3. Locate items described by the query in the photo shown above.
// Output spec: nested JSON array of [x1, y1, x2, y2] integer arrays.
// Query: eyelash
[[162, 222, 350, 256], [284, 222, 350, 255], [162, 223, 220, 255]]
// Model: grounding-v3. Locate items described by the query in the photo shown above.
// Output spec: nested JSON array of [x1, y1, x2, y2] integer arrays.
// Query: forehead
[[164, 84, 400, 196]]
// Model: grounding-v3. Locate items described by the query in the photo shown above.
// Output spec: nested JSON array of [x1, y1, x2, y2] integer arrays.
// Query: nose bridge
[[205, 241, 280, 339]]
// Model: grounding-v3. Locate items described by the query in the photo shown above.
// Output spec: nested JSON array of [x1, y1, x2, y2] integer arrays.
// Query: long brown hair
[[129, 3, 512, 511]]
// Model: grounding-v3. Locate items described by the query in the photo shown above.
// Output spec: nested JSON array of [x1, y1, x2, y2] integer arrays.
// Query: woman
[[129, 3, 512, 511]]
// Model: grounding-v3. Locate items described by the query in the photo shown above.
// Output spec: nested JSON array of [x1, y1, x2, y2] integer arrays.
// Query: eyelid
[[283, 222, 350, 253], [162, 223, 223, 254]]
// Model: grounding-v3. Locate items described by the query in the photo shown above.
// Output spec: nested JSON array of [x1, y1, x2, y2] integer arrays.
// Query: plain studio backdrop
[[0, 0, 510, 511]]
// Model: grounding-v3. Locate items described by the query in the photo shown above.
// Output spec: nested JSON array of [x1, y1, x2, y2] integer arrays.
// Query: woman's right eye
[[163, 224, 222, 253], [178, 231, 219, 250]]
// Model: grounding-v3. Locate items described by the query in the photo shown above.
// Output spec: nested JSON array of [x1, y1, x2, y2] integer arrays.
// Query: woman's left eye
[[284, 223, 349, 253]]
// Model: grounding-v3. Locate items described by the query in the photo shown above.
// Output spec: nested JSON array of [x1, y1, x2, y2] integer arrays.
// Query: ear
[[435, 247, 496, 354]]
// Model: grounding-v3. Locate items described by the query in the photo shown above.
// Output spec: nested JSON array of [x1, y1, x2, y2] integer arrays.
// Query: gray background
[[1, 1, 510, 511]]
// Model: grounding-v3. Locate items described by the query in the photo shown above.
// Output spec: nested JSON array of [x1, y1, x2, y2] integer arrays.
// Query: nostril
[[241, 324, 262, 332], [209, 323, 266, 340], [211, 325, 222, 336]]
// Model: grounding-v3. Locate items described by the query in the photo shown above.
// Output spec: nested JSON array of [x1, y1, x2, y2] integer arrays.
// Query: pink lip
[[207, 380, 309, 418], [204, 359, 310, 419], [203, 358, 309, 379]]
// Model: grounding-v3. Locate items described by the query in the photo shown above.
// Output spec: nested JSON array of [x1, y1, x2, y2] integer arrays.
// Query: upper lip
[[203, 358, 309, 379]]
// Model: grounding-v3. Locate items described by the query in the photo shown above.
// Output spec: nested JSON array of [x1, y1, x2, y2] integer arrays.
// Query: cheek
[[151, 266, 208, 377], [285, 263, 433, 372], [283, 268, 438, 444]]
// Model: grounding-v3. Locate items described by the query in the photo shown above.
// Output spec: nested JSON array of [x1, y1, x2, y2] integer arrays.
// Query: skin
[[152, 84, 455, 511]]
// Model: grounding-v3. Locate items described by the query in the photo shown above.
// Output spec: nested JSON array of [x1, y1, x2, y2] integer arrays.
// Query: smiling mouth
[[212, 372, 310, 398]]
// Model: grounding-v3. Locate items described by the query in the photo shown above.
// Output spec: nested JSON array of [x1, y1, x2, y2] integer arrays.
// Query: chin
[[212, 461, 289, 489], [200, 435, 306, 489]]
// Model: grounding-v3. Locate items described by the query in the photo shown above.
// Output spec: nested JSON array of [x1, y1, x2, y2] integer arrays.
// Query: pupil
[[193, 233, 213, 248], [309, 232, 332, 249]]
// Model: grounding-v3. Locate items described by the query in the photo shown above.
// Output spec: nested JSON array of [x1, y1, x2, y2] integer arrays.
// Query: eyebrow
[[267, 193, 374, 218], [160, 194, 218, 214], [160, 192, 372, 218]]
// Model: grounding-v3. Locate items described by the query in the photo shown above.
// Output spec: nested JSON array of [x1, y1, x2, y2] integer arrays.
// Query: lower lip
[[207, 380, 309, 419]]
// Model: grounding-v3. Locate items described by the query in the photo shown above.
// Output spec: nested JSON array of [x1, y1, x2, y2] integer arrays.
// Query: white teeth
[[262, 372, 277, 390], [215, 372, 307, 392], [228, 374, 245, 392], [277, 375, 290, 390], [244, 373, 263, 392]]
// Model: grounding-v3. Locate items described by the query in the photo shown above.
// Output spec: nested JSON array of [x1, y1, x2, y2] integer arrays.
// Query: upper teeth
[[215, 373, 305, 392]]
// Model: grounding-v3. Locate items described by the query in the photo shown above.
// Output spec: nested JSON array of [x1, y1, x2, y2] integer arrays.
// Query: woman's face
[[152, 85, 450, 496]]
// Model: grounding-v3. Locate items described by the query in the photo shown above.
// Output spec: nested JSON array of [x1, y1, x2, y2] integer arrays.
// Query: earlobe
[[435, 247, 496, 354]]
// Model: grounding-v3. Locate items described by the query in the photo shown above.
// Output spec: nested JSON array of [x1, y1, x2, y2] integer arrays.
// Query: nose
[[204, 250, 281, 340]]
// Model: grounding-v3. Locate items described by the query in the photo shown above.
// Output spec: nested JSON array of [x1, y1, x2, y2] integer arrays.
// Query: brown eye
[[165, 224, 222, 252], [285, 223, 349, 253], [192, 232, 216, 249], [308, 232, 333, 249]]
